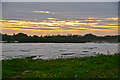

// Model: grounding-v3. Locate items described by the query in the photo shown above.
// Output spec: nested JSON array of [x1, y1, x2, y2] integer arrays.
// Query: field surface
[[2, 54, 120, 79]]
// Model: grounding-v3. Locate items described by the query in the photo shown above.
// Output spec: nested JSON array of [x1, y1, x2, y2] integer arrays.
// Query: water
[[2, 43, 118, 60]]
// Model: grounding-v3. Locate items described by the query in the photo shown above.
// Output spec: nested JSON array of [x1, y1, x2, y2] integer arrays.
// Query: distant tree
[[15, 33, 28, 37], [1, 33, 119, 43], [13, 33, 16, 36], [67, 33, 72, 37], [33, 35, 39, 38]]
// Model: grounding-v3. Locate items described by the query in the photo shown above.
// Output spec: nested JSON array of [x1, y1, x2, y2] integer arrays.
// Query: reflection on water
[[2, 43, 118, 60]]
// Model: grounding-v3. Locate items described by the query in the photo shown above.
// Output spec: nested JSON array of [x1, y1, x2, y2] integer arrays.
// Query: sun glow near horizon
[[1, 17, 118, 36]]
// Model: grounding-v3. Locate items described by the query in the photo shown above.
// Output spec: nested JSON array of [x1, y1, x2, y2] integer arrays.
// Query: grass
[[2, 53, 120, 79]]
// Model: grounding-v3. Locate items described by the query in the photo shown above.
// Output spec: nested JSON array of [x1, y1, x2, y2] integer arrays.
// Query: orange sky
[[1, 17, 118, 36]]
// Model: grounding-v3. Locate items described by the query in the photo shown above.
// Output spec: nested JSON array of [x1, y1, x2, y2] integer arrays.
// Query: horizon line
[[1, 33, 119, 37]]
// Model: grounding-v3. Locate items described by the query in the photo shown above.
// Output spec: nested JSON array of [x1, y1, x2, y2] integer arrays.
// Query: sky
[[1, 0, 120, 2], [1, 2, 118, 36]]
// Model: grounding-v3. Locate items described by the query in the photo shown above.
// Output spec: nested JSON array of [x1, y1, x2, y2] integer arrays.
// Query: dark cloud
[[106, 25, 118, 26], [49, 26, 60, 27], [35, 28, 54, 30], [82, 21, 96, 23], [77, 19, 97, 20], [91, 27, 109, 29], [103, 20, 117, 23], [61, 27, 74, 30], [83, 26, 110, 29], [96, 23, 106, 25], [6, 19, 21, 20], [5, 27, 54, 30], [77, 29, 86, 30]]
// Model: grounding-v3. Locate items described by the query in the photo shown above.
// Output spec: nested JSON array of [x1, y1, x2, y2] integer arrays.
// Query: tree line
[[0, 33, 119, 43]]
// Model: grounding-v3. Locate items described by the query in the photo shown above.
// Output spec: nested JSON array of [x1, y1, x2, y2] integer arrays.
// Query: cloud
[[83, 26, 110, 29], [6, 19, 21, 20], [35, 28, 54, 30], [91, 27, 110, 29], [106, 25, 118, 26], [77, 29, 86, 30], [82, 21, 96, 23], [61, 27, 74, 30], [2, 0, 119, 2], [5, 27, 54, 30], [33, 11, 55, 14]]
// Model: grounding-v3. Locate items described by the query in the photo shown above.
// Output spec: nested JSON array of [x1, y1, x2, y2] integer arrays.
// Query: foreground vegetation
[[2, 54, 120, 79]]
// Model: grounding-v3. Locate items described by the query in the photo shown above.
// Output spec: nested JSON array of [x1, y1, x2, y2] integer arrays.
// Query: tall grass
[[2, 53, 120, 79]]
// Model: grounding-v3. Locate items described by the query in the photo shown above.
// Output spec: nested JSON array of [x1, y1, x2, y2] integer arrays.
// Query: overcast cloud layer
[[1, 0, 120, 2]]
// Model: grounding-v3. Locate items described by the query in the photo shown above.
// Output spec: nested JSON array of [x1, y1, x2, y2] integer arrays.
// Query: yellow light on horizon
[[105, 18, 118, 21], [1, 17, 118, 36]]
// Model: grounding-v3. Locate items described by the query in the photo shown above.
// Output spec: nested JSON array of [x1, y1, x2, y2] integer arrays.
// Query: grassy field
[[2, 53, 120, 79]]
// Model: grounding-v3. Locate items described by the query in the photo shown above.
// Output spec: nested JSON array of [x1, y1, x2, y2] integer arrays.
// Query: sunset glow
[[1, 17, 118, 36]]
